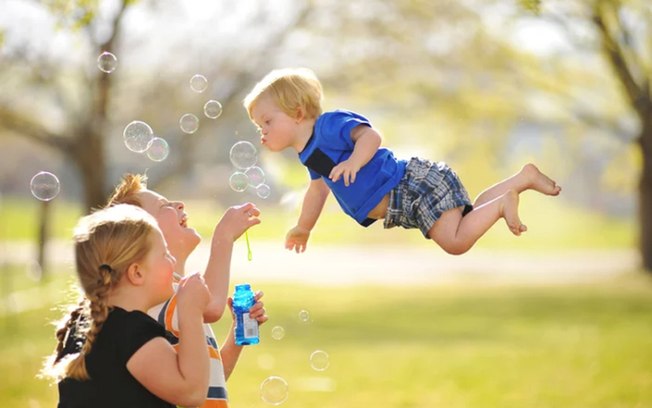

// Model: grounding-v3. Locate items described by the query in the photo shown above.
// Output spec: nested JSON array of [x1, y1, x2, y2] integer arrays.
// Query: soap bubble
[[256, 183, 271, 199], [309, 350, 330, 371], [229, 172, 248, 192], [260, 376, 288, 405], [189, 74, 208, 93], [123, 121, 154, 153], [245, 166, 265, 187], [271, 326, 285, 341], [146, 137, 170, 162], [204, 100, 223, 119], [229, 141, 257, 169], [30, 171, 60, 201], [97, 51, 117, 73], [298, 309, 311, 323], [179, 113, 199, 134]]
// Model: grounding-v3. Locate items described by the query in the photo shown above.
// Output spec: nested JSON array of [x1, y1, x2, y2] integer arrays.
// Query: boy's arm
[[203, 203, 260, 323], [286, 178, 330, 253], [329, 125, 382, 186]]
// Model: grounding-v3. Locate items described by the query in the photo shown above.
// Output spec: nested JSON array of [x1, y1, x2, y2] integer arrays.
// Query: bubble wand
[[245, 231, 253, 261]]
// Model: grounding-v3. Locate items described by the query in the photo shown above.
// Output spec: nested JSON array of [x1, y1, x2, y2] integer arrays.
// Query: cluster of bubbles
[[179, 74, 223, 135], [259, 309, 331, 405], [229, 141, 271, 199], [29, 171, 60, 201], [123, 121, 170, 162]]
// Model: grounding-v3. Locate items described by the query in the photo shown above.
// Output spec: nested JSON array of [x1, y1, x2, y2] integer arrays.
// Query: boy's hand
[[177, 273, 210, 314], [226, 291, 268, 325], [214, 202, 261, 242], [285, 225, 310, 253], [329, 159, 360, 187]]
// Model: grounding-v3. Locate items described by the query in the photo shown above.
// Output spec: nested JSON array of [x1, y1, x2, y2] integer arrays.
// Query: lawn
[[1, 264, 651, 408]]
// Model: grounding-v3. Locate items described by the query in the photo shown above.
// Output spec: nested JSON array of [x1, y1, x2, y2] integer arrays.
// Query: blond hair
[[243, 67, 323, 121], [106, 173, 148, 208], [42, 204, 158, 381]]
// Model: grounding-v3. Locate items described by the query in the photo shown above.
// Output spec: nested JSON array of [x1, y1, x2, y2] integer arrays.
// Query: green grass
[[0, 195, 636, 250], [1, 264, 651, 408]]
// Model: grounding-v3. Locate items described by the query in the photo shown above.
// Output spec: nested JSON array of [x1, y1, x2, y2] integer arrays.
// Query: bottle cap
[[235, 283, 251, 291]]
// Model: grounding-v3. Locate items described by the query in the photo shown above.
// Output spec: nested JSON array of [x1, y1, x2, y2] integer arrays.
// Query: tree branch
[[592, 1, 649, 118], [0, 106, 71, 151]]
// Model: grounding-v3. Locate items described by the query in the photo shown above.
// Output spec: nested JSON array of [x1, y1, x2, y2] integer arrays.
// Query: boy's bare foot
[[500, 190, 526, 236], [521, 163, 562, 196]]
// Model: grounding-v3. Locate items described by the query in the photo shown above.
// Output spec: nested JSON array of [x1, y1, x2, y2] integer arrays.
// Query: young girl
[[243, 67, 562, 255], [42, 204, 211, 407]]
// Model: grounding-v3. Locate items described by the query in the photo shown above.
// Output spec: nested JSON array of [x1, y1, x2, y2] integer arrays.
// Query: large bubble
[[123, 121, 154, 153]]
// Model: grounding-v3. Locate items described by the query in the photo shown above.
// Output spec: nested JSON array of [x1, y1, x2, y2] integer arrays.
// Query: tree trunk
[[36, 200, 50, 280], [640, 117, 652, 271], [71, 128, 107, 212]]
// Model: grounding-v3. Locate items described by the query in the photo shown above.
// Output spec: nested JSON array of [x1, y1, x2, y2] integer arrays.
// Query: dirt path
[[1, 240, 640, 286]]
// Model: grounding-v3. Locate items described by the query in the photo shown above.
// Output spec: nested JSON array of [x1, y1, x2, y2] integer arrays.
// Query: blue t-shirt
[[298, 110, 406, 226]]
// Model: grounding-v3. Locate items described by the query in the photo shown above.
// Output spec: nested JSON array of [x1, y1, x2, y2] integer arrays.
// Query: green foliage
[[518, 0, 542, 15], [2, 266, 651, 407], [44, 0, 98, 29]]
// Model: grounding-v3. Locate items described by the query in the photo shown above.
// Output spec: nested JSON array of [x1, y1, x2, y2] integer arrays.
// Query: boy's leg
[[428, 190, 524, 255], [473, 163, 561, 207]]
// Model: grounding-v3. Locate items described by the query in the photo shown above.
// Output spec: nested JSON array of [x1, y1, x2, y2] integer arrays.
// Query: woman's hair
[[41, 204, 158, 381], [243, 67, 323, 121], [105, 173, 148, 208]]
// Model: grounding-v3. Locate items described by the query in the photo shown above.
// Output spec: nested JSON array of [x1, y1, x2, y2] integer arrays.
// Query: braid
[[66, 268, 113, 380], [53, 299, 87, 364]]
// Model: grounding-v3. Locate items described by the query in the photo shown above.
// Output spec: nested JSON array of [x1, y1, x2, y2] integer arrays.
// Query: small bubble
[[245, 166, 265, 187], [229, 172, 248, 192], [260, 376, 288, 405], [309, 350, 330, 371], [190, 74, 208, 93], [256, 183, 271, 199], [271, 326, 285, 341], [97, 51, 117, 73], [30, 171, 60, 201], [146, 137, 170, 162], [298, 309, 311, 323], [179, 113, 199, 134], [204, 99, 223, 119]]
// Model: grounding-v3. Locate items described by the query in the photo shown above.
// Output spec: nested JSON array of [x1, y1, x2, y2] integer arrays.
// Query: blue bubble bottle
[[233, 283, 260, 346]]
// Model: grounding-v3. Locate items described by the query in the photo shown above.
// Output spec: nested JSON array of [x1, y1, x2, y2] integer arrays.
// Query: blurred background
[[1, 0, 651, 407]]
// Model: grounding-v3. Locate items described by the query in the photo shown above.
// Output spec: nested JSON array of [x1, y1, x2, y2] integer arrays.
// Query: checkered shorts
[[384, 157, 473, 238]]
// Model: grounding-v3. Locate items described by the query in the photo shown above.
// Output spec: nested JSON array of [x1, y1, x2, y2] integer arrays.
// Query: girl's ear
[[125, 263, 145, 286]]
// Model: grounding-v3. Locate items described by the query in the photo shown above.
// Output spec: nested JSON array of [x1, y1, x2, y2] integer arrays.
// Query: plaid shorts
[[384, 157, 473, 238]]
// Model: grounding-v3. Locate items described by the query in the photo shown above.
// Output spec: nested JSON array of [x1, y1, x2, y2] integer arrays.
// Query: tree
[[521, 0, 651, 269]]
